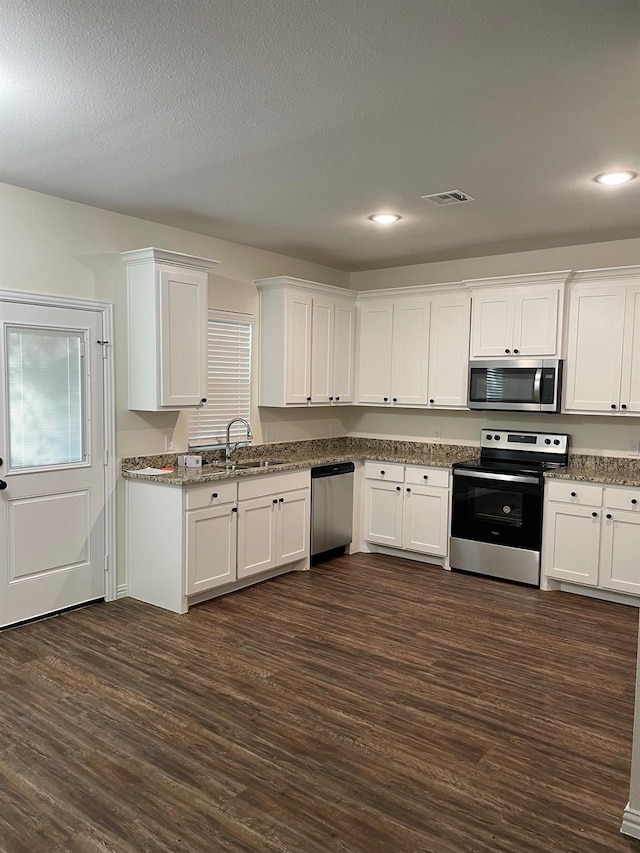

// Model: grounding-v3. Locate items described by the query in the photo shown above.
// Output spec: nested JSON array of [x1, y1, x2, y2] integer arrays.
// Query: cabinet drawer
[[364, 461, 405, 483], [546, 480, 602, 507], [238, 469, 310, 501], [404, 466, 449, 488], [185, 481, 237, 511], [604, 486, 640, 511]]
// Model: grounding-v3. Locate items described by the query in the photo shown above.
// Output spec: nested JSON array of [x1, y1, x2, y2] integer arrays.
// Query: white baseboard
[[116, 583, 128, 599], [621, 803, 640, 839]]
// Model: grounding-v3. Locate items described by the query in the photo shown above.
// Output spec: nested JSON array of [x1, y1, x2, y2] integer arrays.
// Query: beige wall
[[0, 182, 348, 586], [349, 238, 640, 290]]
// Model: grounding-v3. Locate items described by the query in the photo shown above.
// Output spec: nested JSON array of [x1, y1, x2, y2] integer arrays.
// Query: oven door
[[451, 469, 543, 550]]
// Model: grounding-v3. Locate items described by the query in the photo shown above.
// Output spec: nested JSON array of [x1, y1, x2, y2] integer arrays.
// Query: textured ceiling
[[2, 0, 639, 271]]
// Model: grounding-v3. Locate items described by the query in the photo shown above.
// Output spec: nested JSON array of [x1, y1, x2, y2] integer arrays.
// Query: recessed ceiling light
[[593, 170, 637, 186], [368, 213, 402, 224]]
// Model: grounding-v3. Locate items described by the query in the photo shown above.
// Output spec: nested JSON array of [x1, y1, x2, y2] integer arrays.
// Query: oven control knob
[[545, 439, 551, 445], [486, 434, 493, 440], [494, 435, 501, 441], [553, 439, 560, 445]]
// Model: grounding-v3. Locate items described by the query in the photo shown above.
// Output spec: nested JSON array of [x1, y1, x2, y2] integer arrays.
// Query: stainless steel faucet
[[225, 418, 253, 462]]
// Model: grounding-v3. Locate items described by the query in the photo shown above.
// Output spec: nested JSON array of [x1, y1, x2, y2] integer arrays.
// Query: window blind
[[188, 312, 253, 448]]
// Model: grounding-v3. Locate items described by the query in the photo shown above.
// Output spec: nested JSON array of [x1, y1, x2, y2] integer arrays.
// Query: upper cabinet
[[356, 288, 470, 408], [564, 267, 640, 414], [122, 247, 219, 411], [256, 277, 356, 407], [468, 273, 570, 359]]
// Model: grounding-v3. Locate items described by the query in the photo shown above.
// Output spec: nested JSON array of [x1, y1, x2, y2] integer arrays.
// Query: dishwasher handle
[[311, 462, 355, 478]]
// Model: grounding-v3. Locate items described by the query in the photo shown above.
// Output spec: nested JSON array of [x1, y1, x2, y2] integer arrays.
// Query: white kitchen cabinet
[[237, 472, 310, 579], [186, 503, 237, 594], [256, 277, 355, 407], [468, 274, 568, 359], [127, 469, 310, 613], [122, 247, 219, 411], [542, 502, 601, 586], [363, 479, 404, 547], [543, 478, 640, 597], [427, 293, 471, 408], [363, 463, 450, 557], [356, 289, 470, 409], [356, 299, 394, 404], [564, 270, 640, 414]]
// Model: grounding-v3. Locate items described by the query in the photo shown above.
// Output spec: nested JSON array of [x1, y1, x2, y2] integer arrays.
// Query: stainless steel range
[[450, 429, 569, 586]]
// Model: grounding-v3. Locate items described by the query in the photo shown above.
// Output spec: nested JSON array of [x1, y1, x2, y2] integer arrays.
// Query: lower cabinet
[[127, 469, 310, 613], [543, 479, 640, 596], [363, 461, 449, 557]]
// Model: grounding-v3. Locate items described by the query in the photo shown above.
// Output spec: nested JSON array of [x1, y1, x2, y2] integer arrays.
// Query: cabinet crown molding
[[120, 247, 221, 271], [571, 265, 640, 286], [463, 270, 572, 290], [254, 276, 355, 299], [356, 281, 466, 300]]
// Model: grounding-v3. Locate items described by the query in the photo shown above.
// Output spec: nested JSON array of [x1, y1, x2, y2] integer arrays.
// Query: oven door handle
[[533, 367, 543, 404], [453, 469, 540, 485]]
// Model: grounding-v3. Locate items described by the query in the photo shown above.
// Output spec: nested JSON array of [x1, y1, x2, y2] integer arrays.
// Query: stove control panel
[[480, 429, 568, 455]]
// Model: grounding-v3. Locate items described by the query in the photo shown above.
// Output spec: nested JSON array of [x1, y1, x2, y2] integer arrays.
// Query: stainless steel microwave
[[468, 359, 563, 412]]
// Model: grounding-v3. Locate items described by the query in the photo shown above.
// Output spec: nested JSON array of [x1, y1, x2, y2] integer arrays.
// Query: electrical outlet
[[434, 428, 441, 440], [329, 424, 337, 436], [165, 434, 174, 452], [265, 426, 276, 442], [630, 439, 640, 456]]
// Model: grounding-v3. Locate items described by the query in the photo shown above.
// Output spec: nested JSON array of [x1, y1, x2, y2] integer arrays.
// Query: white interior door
[[0, 301, 106, 627]]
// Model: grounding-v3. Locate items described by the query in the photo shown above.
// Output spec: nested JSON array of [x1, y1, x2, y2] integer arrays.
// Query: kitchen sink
[[206, 459, 289, 471]]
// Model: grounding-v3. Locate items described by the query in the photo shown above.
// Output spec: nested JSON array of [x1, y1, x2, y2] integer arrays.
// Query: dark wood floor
[[1, 554, 640, 853]]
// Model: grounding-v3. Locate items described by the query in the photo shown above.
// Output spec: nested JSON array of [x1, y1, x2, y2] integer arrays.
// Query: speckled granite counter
[[545, 454, 640, 487], [122, 437, 479, 486]]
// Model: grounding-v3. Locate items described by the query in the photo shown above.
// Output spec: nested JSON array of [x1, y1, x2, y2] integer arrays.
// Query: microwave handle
[[533, 368, 543, 403]]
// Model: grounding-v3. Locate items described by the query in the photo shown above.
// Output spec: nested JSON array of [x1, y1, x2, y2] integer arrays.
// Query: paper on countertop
[[127, 467, 172, 475]]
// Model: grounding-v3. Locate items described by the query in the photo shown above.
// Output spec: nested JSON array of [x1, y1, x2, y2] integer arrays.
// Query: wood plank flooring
[[1, 553, 640, 853]]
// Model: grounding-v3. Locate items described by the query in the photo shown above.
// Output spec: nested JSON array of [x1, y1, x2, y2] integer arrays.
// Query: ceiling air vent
[[420, 190, 475, 206]]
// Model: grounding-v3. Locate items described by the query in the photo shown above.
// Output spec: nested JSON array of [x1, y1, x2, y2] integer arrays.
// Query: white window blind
[[188, 311, 253, 448]]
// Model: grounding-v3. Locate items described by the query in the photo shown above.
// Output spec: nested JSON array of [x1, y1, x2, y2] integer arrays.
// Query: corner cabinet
[[356, 288, 470, 408], [255, 277, 356, 407], [563, 267, 640, 415], [122, 247, 220, 411], [127, 470, 311, 614], [467, 272, 570, 359], [542, 479, 640, 597]]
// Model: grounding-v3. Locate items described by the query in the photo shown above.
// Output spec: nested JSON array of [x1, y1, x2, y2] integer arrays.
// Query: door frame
[[0, 289, 117, 601]]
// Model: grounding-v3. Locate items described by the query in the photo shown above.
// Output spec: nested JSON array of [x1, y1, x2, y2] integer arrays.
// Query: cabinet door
[[356, 301, 393, 404], [470, 289, 514, 357], [513, 287, 559, 356], [599, 510, 640, 595], [159, 269, 207, 407], [402, 485, 448, 556], [276, 488, 310, 566], [363, 480, 403, 547], [332, 298, 355, 403], [563, 286, 625, 413], [390, 297, 430, 405], [237, 495, 277, 578], [310, 296, 334, 403], [543, 503, 600, 585], [619, 284, 640, 414], [427, 294, 470, 408], [186, 505, 237, 594], [285, 291, 312, 404]]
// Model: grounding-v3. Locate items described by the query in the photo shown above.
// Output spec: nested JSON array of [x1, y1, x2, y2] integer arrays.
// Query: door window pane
[[7, 327, 84, 468]]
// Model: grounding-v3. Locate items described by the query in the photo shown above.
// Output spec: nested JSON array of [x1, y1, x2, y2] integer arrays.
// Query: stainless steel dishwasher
[[311, 462, 355, 563]]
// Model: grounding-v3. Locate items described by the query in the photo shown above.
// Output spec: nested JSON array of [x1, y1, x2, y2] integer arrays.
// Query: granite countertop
[[544, 455, 640, 487], [121, 437, 479, 486]]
